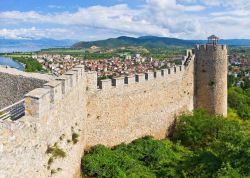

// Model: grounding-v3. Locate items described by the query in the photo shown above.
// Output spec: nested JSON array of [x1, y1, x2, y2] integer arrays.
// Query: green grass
[[3, 54, 32, 58], [72, 132, 79, 144], [47, 157, 54, 167], [46, 144, 66, 159], [39, 48, 84, 57]]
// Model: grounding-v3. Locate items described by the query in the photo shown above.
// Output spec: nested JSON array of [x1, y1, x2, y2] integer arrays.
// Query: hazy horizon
[[2, 35, 250, 42]]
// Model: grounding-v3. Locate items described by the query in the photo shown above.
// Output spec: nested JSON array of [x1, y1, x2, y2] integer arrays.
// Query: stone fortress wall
[[0, 67, 54, 109], [0, 65, 88, 178], [0, 45, 227, 178], [86, 50, 194, 147]]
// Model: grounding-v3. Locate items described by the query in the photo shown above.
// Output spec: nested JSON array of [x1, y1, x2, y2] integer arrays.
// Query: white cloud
[[146, 0, 205, 11], [211, 10, 250, 17], [0, 3, 203, 39], [0, 0, 249, 40], [0, 27, 70, 39], [182, 0, 250, 9]]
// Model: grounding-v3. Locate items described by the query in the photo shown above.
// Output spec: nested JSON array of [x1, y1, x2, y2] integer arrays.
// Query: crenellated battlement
[[0, 49, 195, 121], [195, 44, 227, 51], [24, 65, 86, 119], [195, 43, 228, 117], [22, 49, 194, 119], [96, 64, 185, 90], [0, 49, 196, 178]]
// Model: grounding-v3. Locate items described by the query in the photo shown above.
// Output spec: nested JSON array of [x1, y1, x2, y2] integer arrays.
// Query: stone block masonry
[[0, 66, 53, 109], [0, 44, 228, 178], [195, 44, 228, 116], [0, 65, 88, 178], [86, 58, 194, 147]]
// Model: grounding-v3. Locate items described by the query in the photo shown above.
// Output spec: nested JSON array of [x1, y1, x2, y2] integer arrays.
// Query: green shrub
[[46, 145, 66, 159], [114, 136, 191, 178], [81, 110, 250, 178], [72, 132, 79, 144], [12, 56, 43, 72], [172, 110, 250, 177], [82, 144, 155, 178], [82, 137, 191, 178], [217, 163, 241, 178], [228, 87, 250, 120], [172, 110, 224, 149]]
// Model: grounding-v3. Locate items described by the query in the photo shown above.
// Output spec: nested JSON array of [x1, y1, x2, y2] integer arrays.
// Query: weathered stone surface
[[0, 67, 53, 109], [0, 70, 87, 178], [195, 44, 228, 116], [0, 46, 228, 178], [86, 57, 194, 147]]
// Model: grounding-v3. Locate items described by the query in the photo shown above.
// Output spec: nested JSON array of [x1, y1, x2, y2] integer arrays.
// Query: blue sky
[[0, 0, 250, 40], [0, 0, 143, 12]]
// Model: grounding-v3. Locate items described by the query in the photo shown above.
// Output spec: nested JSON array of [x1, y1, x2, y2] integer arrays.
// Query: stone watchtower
[[194, 35, 228, 117]]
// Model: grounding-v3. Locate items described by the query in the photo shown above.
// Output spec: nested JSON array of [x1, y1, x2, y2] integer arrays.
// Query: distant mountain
[[0, 38, 77, 53], [72, 36, 195, 48], [2, 37, 250, 53], [220, 39, 250, 46], [72, 36, 250, 48]]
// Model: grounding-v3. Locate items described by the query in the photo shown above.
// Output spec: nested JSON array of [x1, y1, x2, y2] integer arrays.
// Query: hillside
[[72, 36, 250, 49], [72, 36, 196, 48]]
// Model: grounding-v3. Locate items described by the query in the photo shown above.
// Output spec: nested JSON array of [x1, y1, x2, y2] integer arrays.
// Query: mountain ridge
[[72, 36, 250, 48]]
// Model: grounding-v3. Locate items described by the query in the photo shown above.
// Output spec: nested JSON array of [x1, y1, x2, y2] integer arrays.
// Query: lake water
[[0, 56, 25, 71]]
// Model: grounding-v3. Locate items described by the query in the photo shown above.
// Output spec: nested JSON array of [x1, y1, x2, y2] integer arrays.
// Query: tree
[[228, 75, 236, 88]]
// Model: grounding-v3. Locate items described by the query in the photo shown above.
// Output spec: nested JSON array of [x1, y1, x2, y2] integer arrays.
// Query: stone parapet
[[135, 73, 145, 82], [195, 44, 227, 51], [161, 69, 168, 76], [145, 71, 154, 80], [24, 65, 85, 119], [65, 71, 78, 87], [72, 68, 82, 81], [95, 64, 189, 91], [44, 80, 62, 103], [100, 79, 112, 90], [154, 70, 162, 78], [24, 88, 50, 118], [2, 49, 194, 120], [125, 75, 135, 85], [73, 65, 85, 79], [56, 75, 71, 95], [112, 77, 125, 88], [86, 71, 97, 91]]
